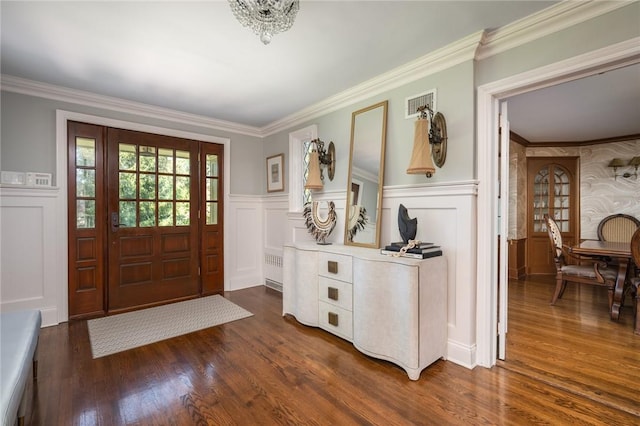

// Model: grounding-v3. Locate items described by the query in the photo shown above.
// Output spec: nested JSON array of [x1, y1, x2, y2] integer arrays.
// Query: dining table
[[569, 239, 632, 321]]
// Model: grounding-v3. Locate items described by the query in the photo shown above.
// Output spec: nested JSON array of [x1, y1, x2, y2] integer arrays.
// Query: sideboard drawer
[[318, 276, 352, 311], [318, 252, 352, 283], [318, 301, 353, 341]]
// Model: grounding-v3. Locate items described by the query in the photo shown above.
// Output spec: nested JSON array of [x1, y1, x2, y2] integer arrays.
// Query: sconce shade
[[406, 118, 436, 176], [608, 158, 626, 168], [629, 156, 640, 167], [305, 150, 324, 190]]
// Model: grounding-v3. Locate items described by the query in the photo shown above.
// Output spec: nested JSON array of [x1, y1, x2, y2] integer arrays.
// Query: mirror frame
[[343, 100, 388, 248]]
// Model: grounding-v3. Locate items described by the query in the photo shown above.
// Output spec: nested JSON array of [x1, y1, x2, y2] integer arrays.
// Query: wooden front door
[[526, 157, 579, 275], [107, 128, 200, 312], [68, 122, 224, 318]]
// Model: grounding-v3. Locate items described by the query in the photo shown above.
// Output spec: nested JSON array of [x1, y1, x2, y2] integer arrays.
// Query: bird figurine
[[398, 204, 417, 244]]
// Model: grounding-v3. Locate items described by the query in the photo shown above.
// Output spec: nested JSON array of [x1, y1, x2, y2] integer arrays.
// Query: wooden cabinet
[[283, 243, 447, 380], [526, 157, 579, 275]]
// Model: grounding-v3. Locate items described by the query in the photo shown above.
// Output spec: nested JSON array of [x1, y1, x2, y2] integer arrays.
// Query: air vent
[[405, 89, 436, 119], [265, 279, 282, 292]]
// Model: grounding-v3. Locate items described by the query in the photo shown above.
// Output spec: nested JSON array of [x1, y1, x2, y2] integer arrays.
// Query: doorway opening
[[476, 38, 640, 367]]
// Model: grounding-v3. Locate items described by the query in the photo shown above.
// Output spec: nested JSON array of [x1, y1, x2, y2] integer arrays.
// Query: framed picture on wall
[[266, 153, 285, 192]]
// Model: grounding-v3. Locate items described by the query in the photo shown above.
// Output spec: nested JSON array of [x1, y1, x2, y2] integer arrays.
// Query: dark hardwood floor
[[25, 277, 639, 425]]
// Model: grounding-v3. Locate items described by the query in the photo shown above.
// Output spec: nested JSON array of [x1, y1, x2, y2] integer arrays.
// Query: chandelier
[[229, 0, 300, 45]]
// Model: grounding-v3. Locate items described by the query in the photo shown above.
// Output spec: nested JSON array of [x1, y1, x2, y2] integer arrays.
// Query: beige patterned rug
[[87, 295, 253, 358]]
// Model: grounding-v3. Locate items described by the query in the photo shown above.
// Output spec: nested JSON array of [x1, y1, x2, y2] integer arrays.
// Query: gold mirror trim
[[343, 100, 388, 248]]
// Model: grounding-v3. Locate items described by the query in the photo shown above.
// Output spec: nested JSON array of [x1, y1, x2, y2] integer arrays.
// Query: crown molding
[[1, 1, 631, 140], [0, 74, 263, 138], [476, 0, 631, 60], [261, 30, 486, 137]]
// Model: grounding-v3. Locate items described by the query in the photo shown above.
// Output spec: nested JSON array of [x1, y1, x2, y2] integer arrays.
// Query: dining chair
[[597, 214, 640, 242], [544, 214, 618, 306], [630, 227, 640, 335]]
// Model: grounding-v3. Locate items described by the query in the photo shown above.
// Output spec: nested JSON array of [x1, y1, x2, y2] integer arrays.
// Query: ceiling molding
[[1, 1, 632, 140], [260, 30, 486, 137], [509, 131, 529, 147], [510, 130, 640, 147], [476, 0, 631, 60], [0, 74, 263, 138]]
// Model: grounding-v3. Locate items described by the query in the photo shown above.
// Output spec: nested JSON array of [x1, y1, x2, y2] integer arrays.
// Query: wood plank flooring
[[24, 278, 639, 425]]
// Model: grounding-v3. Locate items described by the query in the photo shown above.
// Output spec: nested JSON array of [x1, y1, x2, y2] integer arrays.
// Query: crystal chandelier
[[229, 0, 300, 45]]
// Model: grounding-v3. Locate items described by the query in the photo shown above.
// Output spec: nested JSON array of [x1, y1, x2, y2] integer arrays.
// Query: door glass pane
[[206, 178, 218, 201], [139, 146, 156, 172], [533, 168, 550, 232], [554, 166, 571, 232], [175, 150, 190, 175], [206, 154, 218, 177], [76, 169, 95, 197], [158, 148, 174, 173], [158, 202, 173, 226], [139, 174, 156, 200], [119, 172, 137, 199], [139, 201, 156, 227], [176, 176, 190, 200], [76, 138, 95, 167], [158, 175, 173, 200], [76, 200, 95, 228], [176, 202, 190, 226], [119, 201, 136, 227], [119, 144, 137, 171], [206, 202, 218, 225]]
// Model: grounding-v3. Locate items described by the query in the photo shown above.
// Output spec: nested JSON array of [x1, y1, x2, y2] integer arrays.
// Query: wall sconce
[[406, 105, 447, 178], [305, 138, 335, 190], [608, 157, 639, 180]]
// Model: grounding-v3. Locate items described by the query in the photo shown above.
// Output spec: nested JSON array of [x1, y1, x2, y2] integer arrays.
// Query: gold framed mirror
[[344, 100, 388, 248]]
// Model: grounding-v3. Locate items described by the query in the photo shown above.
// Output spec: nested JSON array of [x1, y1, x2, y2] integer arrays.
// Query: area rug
[[87, 295, 253, 358]]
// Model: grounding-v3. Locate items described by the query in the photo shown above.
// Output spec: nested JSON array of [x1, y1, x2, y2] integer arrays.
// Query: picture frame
[[266, 153, 285, 193]]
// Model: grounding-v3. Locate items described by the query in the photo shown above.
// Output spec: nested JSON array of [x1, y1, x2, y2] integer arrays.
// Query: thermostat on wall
[[26, 172, 52, 187], [1, 171, 26, 185]]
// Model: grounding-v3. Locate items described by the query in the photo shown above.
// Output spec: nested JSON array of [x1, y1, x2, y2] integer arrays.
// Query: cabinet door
[[282, 247, 319, 326], [352, 258, 419, 369], [526, 157, 578, 275]]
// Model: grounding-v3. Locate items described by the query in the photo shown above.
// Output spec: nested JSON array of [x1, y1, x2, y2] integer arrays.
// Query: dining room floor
[[501, 274, 639, 417]]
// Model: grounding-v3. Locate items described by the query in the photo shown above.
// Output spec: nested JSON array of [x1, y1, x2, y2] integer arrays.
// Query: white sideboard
[[283, 243, 447, 380]]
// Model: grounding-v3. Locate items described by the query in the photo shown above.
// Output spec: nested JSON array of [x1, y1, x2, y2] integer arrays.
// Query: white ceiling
[[2, 1, 638, 142]]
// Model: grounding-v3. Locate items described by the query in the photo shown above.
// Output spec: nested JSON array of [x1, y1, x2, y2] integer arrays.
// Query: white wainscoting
[[281, 181, 478, 369], [0, 181, 478, 368], [227, 194, 264, 291], [0, 187, 63, 326], [382, 181, 478, 368]]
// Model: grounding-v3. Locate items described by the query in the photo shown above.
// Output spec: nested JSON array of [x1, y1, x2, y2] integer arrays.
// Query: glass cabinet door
[[532, 165, 571, 233]]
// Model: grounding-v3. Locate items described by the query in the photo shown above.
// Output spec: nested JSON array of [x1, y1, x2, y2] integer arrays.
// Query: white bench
[[1, 310, 41, 426]]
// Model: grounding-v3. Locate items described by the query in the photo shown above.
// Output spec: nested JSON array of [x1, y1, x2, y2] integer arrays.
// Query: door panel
[[200, 143, 224, 295], [107, 128, 200, 311], [68, 122, 106, 318]]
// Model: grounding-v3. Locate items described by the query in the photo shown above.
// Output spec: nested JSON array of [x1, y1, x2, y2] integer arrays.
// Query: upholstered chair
[[597, 214, 640, 243], [544, 214, 617, 307]]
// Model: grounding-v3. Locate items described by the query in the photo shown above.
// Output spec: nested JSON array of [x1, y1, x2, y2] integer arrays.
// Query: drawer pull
[[328, 287, 339, 300], [327, 260, 338, 274], [328, 312, 339, 326]]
